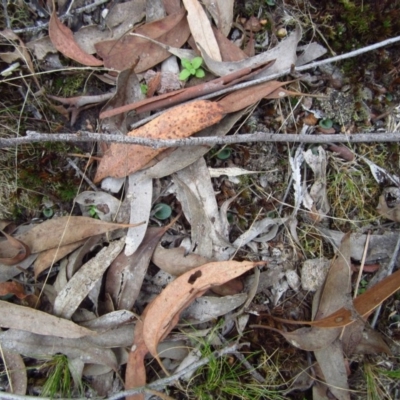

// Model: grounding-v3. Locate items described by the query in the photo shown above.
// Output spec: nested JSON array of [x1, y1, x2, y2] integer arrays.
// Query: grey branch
[[2, 131, 399, 150]]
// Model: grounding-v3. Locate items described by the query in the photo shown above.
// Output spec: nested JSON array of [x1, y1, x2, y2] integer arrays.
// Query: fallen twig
[[2, 131, 398, 150]]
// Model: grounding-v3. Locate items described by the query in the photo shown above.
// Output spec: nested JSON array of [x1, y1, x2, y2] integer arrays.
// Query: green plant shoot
[[179, 57, 205, 80]]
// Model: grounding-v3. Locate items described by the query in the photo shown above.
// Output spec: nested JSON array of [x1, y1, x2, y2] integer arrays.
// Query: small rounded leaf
[[191, 57, 203, 69], [179, 69, 191, 80], [319, 118, 333, 129], [195, 68, 205, 78], [181, 59, 192, 69], [153, 203, 172, 220], [216, 147, 232, 160]]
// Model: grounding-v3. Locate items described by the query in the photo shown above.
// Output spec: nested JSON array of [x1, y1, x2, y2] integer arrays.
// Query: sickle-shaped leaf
[[143, 260, 265, 366]]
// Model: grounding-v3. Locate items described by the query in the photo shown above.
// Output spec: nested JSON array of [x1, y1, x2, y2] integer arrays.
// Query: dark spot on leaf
[[188, 270, 202, 284]]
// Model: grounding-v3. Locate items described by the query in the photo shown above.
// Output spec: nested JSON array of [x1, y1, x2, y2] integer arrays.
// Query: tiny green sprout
[[88, 205, 100, 219], [216, 147, 232, 160], [386, 93, 393, 102], [265, 0, 276, 5], [42, 207, 54, 218], [153, 203, 172, 220], [140, 83, 148, 95], [319, 118, 334, 129], [179, 57, 205, 80]]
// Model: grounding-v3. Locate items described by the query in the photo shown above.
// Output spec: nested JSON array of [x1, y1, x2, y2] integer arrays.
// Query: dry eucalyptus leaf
[[53, 238, 125, 319], [49, 10, 103, 66], [0, 216, 134, 258], [0, 329, 118, 370], [94, 100, 224, 182], [182, 0, 221, 61], [203, 0, 234, 37], [0, 301, 95, 338], [143, 260, 264, 366], [0, 348, 27, 395], [0, 231, 30, 265], [377, 192, 400, 222], [95, 11, 190, 72], [152, 245, 210, 276]]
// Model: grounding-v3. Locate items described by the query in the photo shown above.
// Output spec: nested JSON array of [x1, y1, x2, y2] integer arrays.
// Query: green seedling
[[179, 57, 205, 80], [140, 83, 148, 95], [88, 205, 100, 219]]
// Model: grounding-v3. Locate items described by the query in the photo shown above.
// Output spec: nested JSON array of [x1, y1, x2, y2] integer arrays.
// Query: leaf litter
[[1, 0, 400, 398]]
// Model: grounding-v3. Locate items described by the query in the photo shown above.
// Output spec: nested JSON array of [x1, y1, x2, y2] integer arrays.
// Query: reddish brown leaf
[[143, 260, 265, 366], [49, 10, 103, 66], [0, 281, 26, 299], [125, 306, 151, 400], [0, 231, 30, 265], [94, 100, 224, 182], [95, 12, 190, 72], [217, 80, 290, 113]]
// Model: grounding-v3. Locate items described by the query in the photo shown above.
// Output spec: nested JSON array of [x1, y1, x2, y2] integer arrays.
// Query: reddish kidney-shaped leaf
[[49, 10, 103, 66]]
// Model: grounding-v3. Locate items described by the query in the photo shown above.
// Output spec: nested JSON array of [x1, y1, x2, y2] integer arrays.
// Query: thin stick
[[1, 131, 398, 150], [353, 231, 371, 298]]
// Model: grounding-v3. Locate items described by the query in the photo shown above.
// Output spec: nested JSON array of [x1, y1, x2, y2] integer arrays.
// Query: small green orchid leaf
[[181, 59, 192, 69], [179, 69, 191, 80], [189, 68, 196, 75], [195, 68, 205, 78], [191, 57, 203, 69], [319, 118, 333, 129], [216, 147, 232, 160], [153, 203, 172, 220], [266, 0, 276, 5], [140, 84, 148, 95], [43, 208, 54, 218]]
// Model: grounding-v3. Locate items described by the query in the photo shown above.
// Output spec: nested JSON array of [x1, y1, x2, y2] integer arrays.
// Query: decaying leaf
[[49, 10, 103, 66], [377, 191, 400, 222], [152, 245, 210, 275], [0, 347, 27, 395], [33, 240, 86, 278], [182, 0, 221, 61], [203, 0, 234, 37], [0, 231, 30, 265], [0, 217, 135, 258], [106, 227, 171, 310], [94, 100, 224, 182], [0, 329, 118, 370], [0, 301, 95, 338], [217, 80, 290, 113], [95, 11, 190, 72], [0, 282, 28, 299], [53, 238, 125, 319], [143, 260, 265, 365]]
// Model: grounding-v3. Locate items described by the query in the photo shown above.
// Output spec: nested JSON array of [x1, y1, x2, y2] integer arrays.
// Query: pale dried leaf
[[203, 0, 234, 37], [0, 231, 30, 265], [75, 191, 122, 222], [1, 349, 27, 395], [33, 240, 85, 278], [106, 227, 168, 310], [125, 172, 152, 256], [296, 42, 327, 66], [0, 301, 95, 338], [182, 0, 221, 61], [53, 238, 125, 319], [180, 294, 248, 324], [79, 310, 137, 332], [0, 329, 118, 370], [152, 245, 210, 276], [0, 216, 132, 258], [200, 25, 301, 76]]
